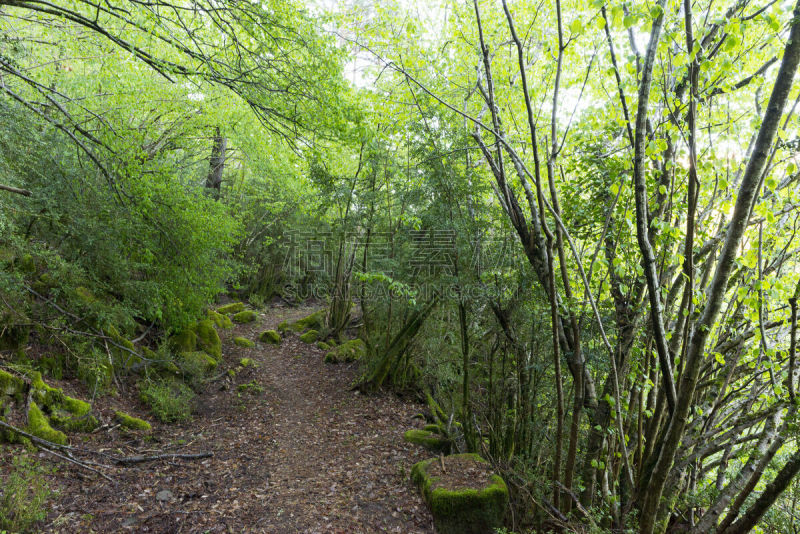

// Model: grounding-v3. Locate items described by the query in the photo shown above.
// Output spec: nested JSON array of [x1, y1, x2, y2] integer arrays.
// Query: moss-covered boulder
[[27, 401, 67, 445], [316, 341, 331, 351], [171, 329, 197, 353], [323, 339, 366, 363], [411, 454, 508, 534], [259, 330, 281, 344], [287, 310, 325, 333], [234, 337, 255, 348], [207, 309, 233, 329], [0, 369, 24, 403], [404, 429, 452, 453], [115, 410, 152, 431], [299, 329, 320, 343], [233, 310, 258, 324], [194, 320, 221, 360], [30, 372, 98, 432], [217, 302, 245, 315]]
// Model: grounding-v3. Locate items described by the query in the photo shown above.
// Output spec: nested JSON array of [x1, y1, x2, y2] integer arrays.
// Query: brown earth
[[2, 303, 435, 533]]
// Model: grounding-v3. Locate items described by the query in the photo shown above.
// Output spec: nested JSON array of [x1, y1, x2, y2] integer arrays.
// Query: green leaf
[[623, 14, 636, 29]]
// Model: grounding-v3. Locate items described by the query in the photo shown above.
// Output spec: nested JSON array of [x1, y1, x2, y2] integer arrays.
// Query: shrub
[[0, 454, 55, 533], [138, 378, 195, 423]]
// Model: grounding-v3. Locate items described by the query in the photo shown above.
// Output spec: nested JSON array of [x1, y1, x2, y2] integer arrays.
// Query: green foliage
[[0, 454, 55, 533], [138, 378, 195, 423]]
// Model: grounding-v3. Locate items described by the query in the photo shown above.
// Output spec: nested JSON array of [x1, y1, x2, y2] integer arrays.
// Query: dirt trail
[[38, 304, 434, 533]]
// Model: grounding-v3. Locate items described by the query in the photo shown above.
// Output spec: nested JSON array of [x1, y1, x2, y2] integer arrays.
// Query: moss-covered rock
[[404, 429, 452, 453], [299, 329, 320, 343], [171, 329, 197, 353], [323, 339, 366, 363], [29, 372, 98, 432], [216, 302, 245, 315], [27, 402, 67, 445], [232, 310, 258, 324], [193, 320, 222, 360], [259, 330, 281, 344], [276, 320, 290, 333], [316, 341, 331, 351], [115, 410, 152, 431], [411, 454, 508, 534], [207, 309, 233, 329], [0, 369, 24, 403], [287, 310, 325, 332], [234, 337, 255, 348]]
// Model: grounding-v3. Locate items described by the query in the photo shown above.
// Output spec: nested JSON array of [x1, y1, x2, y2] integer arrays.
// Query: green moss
[[424, 423, 442, 434], [216, 302, 245, 315], [234, 337, 255, 348], [404, 429, 451, 453], [193, 320, 221, 360], [0, 369, 24, 403], [171, 329, 197, 353], [288, 310, 325, 332], [28, 372, 98, 432], [323, 339, 366, 364], [207, 309, 233, 329], [277, 320, 290, 333], [411, 454, 508, 534], [232, 310, 258, 324], [299, 329, 320, 343], [26, 402, 67, 445], [316, 341, 331, 351], [258, 330, 281, 344], [114, 411, 152, 431], [239, 358, 255, 368]]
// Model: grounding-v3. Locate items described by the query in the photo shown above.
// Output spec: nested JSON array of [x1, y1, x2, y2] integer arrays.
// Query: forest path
[[43, 303, 434, 533]]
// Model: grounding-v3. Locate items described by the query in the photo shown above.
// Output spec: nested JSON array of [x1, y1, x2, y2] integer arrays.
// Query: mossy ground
[[411, 453, 508, 534]]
